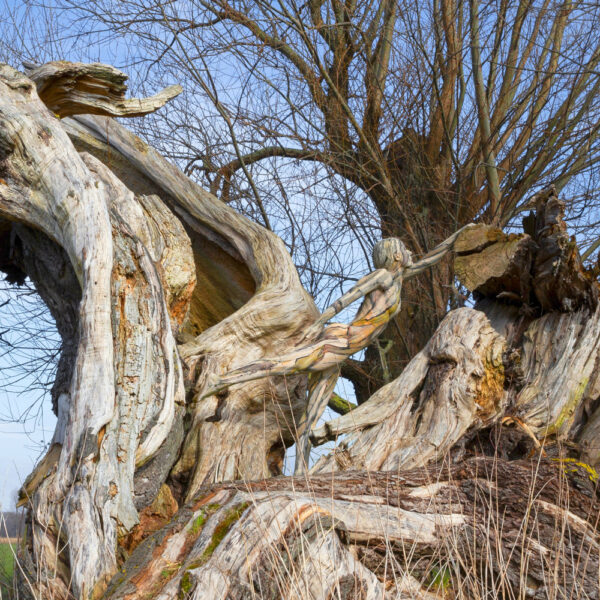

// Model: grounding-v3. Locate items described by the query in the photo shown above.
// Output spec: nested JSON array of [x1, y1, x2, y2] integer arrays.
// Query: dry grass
[[6, 437, 600, 599], [234, 441, 600, 600]]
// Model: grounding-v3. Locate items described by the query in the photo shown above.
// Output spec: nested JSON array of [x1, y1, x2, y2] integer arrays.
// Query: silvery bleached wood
[[311, 307, 506, 472], [0, 66, 198, 598], [0, 64, 118, 598], [60, 111, 319, 497]]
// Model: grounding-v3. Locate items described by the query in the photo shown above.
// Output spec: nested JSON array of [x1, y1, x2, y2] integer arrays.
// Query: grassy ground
[[0, 541, 15, 598]]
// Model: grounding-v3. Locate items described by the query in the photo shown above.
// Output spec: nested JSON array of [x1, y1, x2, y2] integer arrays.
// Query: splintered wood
[[102, 458, 600, 600]]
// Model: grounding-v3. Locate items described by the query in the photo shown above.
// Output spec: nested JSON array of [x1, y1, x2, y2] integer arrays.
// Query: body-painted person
[[202, 238, 412, 474], [202, 224, 474, 474]]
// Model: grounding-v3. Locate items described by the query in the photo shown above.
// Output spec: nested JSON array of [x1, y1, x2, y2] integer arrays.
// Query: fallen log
[[102, 457, 600, 600]]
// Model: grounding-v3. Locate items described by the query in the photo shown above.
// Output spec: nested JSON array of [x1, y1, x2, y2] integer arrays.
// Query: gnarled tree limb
[[27, 61, 182, 118]]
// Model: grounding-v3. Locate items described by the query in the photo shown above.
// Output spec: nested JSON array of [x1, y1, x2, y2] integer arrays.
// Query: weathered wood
[[101, 457, 600, 600], [454, 224, 534, 302], [1, 62, 317, 598], [311, 196, 600, 477], [0, 74, 195, 595], [59, 111, 319, 496], [196, 226, 480, 474], [313, 281, 600, 478], [27, 61, 182, 118], [311, 308, 507, 472], [4, 61, 600, 600]]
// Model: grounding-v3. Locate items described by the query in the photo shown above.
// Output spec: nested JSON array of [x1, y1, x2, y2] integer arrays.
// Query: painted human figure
[[202, 237, 413, 474]]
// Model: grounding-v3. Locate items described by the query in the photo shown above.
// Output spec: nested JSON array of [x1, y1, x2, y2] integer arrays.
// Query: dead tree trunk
[[1, 63, 599, 600]]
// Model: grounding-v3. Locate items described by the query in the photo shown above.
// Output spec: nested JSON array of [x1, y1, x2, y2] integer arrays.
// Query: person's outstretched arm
[[309, 268, 393, 331], [404, 223, 476, 279], [317, 225, 475, 323]]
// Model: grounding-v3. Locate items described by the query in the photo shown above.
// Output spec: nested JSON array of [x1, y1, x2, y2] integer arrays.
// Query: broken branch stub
[[454, 188, 599, 311], [28, 61, 182, 118], [453, 224, 535, 302]]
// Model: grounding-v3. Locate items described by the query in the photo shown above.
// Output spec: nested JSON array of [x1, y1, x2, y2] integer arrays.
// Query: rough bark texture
[[311, 307, 506, 470], [0, 62, 316, 599], [1, 62, 600, 600], [101, 458, 600, 600]]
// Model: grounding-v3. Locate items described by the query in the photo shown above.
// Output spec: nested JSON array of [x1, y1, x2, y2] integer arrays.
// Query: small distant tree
[[1, 491, 25, 537]]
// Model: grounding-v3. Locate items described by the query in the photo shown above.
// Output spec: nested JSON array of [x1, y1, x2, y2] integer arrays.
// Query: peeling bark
[[27, 61, 182, 118]]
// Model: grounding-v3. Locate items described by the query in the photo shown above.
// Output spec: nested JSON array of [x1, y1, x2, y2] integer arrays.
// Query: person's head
[[373, 238, 412, 271]]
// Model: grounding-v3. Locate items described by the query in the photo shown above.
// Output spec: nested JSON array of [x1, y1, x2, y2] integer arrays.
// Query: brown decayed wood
[[102, 457, 600, 600], [0, 62, 315, 598], [28, 61, 182, 118]]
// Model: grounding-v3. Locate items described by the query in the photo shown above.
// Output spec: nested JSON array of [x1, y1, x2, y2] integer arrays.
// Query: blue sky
[[0, 1, 366, 502], [0, 421, 54, 510], [0, 282, 58, 510], [2, 0, 600, 506]]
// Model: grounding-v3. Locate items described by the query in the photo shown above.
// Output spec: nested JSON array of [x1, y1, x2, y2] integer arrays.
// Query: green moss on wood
[[183, 559, 203, 571], [552, 457, 599, 483], [190, 513, 207, 535], [179, 571, 193, 599], [160, 562, 180, 580], [201, 502, 249, 561], [328, 393, 357, 415], [187, 503, 221, 539], [178, 500, 250, 598], [546, 377, 589, 436]]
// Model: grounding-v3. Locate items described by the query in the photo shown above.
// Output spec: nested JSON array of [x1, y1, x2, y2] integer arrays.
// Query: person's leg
[[201, 325, 349, 398], [294, 366, 339, 475], [202, 353, 301, 398]]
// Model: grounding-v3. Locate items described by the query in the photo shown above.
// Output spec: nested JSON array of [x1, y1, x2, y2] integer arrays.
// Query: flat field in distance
[[0, 540, 15, 597]]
